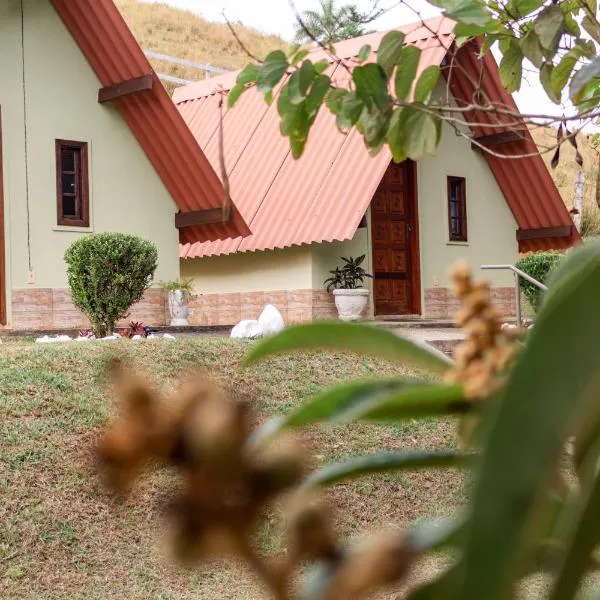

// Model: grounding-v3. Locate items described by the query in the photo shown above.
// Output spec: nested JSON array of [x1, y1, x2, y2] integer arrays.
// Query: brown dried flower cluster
[[445, 263, 517, 400], [98, 361, 418, 600]]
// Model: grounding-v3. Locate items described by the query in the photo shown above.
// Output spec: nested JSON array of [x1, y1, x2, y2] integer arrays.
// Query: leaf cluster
[[323, 254, 373, 291]]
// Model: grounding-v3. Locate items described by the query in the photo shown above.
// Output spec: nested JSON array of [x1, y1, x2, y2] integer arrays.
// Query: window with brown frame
[[56, 140, 89, 227], [447, 176, 467, 242]]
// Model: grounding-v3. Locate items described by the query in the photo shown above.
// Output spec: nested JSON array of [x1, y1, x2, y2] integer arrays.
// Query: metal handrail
[[481, 264, 547, 327]]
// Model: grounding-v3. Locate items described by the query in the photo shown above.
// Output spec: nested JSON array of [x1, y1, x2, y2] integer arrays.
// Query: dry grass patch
[[0, 338, 462, 599]]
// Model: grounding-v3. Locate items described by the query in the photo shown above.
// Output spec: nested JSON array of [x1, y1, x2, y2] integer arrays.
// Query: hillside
[[115, 0, 599, 238], [115, 0, 287, 83]]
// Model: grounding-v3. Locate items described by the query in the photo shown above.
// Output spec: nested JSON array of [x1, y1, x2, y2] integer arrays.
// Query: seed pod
[[325, 532, 414, 600]]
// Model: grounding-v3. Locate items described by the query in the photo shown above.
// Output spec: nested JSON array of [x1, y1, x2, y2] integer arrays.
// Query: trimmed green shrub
[[64, 233, 158, 337], [515, 250, 564, 311]]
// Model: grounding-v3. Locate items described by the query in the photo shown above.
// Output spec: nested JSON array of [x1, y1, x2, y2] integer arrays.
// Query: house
[[174, 16, 579, 326], [0, 0, 247, 331]]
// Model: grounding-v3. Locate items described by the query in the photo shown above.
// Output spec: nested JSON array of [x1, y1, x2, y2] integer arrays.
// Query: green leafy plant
[[516, 251, 564, 311], [98, 241, 600, 599], [230, 0, 600, 166], [324, 255, 372, 291], [64, 233, 158, 338], [158, 278, 195, 293]]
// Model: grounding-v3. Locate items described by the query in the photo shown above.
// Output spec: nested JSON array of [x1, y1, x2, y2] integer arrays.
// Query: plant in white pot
[[160, 279, 196, 327], [324, 255, 372, 321]]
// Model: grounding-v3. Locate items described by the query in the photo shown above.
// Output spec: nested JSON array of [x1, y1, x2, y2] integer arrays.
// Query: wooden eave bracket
[[175, 208, 230, 229], [98, 74, 154, 104], [516, 225, 572, 241], [471, 129, 527, 151]]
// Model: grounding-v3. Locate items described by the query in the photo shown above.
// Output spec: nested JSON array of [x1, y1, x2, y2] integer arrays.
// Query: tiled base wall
[[9, 286, 516, 330], [188, 289, 338, 326], [11, 288, 169, 331], [9, 288, 338, 330], [424, 287, 516, 319]]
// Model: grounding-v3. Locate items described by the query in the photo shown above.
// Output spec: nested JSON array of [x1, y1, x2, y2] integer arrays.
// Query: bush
[[65, 233, 158, 337], [515, 251, 563, 311]]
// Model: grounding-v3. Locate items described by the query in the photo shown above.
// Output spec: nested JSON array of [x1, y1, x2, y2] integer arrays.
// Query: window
[[447, 176, 467, 242], [56, 140, 89, 227]]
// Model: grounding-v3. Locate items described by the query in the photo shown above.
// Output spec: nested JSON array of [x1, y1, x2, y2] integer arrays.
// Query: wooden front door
[[371, 160, 420, 316]]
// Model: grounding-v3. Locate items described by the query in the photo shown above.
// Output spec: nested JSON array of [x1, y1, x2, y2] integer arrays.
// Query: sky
[[150, 0, 575, 123]]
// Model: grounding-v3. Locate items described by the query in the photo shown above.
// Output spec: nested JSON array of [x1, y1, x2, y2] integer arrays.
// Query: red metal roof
[[49, 0, 249, 245], [174, 16, 577, 258], [446, 41, 580, 252]]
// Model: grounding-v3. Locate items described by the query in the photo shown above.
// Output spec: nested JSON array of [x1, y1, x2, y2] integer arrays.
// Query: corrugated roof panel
[[175, 16, 577, 258], [49, 0, 249, 244], [447, 42, 579, 251]]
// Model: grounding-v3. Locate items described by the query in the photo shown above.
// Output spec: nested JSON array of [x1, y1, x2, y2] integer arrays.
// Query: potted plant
[[160, 279, 196, 327], [324, 255, 372, 321]]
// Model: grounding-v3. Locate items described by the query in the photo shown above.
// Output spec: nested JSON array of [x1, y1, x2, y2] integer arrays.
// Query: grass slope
[[116, 0, 286, 82], [0, 338, 461, 599]]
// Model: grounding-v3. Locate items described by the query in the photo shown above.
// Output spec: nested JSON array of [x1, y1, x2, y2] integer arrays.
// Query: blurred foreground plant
[[99, 241, 600, 599]]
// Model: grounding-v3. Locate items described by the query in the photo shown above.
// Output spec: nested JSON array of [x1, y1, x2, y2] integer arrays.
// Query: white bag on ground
[[231, 319, 263, 339], [258, 304, 285, 337]]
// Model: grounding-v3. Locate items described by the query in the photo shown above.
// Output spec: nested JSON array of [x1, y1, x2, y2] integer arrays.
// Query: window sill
[[446, 241, 469, 247], [53, 225, 93, 233]]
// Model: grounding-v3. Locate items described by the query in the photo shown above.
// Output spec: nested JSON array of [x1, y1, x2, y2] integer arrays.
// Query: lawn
[[0, 338, 462, 599]]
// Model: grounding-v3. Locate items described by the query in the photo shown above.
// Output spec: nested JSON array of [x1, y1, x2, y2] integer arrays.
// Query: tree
[[294, 0, 377, 44], [229, 0, 600, 167]]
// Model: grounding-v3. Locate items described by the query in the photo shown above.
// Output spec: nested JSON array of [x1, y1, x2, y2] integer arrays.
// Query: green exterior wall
[[0, 0, 179, 325]]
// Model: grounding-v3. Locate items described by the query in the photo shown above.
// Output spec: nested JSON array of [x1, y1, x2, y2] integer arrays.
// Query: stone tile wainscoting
[[11, 289, 169, 331], [188, 289, 338, 326], [424, 287, 516, 319], [9, 287, 515, 330]]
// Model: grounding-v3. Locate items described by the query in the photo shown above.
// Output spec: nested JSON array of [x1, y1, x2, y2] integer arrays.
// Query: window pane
[[450, 200, 458, 219], [62, 173, 76, 195], [62, 195, 77, 217], [61, 148, 75, 172]]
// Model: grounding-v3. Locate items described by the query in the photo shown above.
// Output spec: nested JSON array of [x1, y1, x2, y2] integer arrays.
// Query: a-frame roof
[[174, 16, 578, 258], [49, 0, 249, 245]]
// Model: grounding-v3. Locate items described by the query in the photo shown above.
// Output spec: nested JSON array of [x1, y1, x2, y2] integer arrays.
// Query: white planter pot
[[332, 288, 369, 321], [168, 290, 190, 327]]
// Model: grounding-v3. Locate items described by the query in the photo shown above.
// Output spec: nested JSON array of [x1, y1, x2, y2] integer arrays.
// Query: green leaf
[[551, 50, 578, 98], [429, 0, 492, 26], [570, 56, 600, 104], [246, 378, 420, 450], [407, 516, 467, 553], [243, 321, 452, 373], [548, 472, 600, 600], [304, 450, 469, 488], [499, 41, 523, 93], [291, 48, 310, 66], [520, 30, 545, 69], [337, 94, 364, 131], [325, 88, 349, 114], [387, 109, 408, 163], [344, 383, 470, 422], [377, 30, 406, 77], [404, 108, 440, 159], [563, 13, 581, 37], [227, 83, 246, 108], [257, 50, 289, 94], [357, 106, 391, 152], [313, 58, 330, 75], [459, 240, 600, 600], [395, 46, 422, 101], [237, 63, 261, 85], [414, 65, 441, 102], [305, 74, 330, 115], [288, 60, 315, 104], [358, 44, 372, 63], [582, 15, 600, 46], [505, 0, 543, 18], [352, 63, 392, 110], [540, 62, 561, 104], [534, 5, 565, 52]]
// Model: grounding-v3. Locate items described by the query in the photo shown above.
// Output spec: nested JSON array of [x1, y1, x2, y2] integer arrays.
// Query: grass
[[0, 338, 461, 599], [115, 0, 287, 83]]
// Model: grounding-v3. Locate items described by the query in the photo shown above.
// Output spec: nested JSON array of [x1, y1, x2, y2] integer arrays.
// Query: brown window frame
[[447, 176, 467, 242], [56, 140, 89, 227]]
